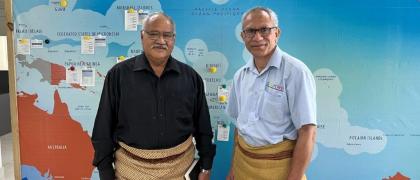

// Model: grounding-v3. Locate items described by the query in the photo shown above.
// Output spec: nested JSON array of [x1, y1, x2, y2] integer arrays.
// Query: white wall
[[0, 0, 8, 70], [0, 36, 7, 70]]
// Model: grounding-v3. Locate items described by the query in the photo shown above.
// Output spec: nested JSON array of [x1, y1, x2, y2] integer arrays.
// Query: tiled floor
[[1, 132, 14, 180]]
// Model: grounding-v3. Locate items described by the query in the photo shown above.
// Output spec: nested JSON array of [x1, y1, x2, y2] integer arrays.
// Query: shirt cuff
[[98, 165, 115, 180], [199, 156, 214, 170]]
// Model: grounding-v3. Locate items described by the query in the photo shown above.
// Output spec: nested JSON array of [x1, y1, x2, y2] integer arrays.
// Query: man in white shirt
[[226, 7, 317, 180]]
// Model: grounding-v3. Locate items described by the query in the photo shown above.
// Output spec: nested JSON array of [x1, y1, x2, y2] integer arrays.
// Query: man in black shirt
[[92, 12, 216, 180]]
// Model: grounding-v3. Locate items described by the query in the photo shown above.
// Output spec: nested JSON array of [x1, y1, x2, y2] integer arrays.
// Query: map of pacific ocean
[[12, 0, 420, 179]]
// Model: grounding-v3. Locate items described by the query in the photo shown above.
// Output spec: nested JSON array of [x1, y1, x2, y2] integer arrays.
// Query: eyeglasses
[[242, 27, 277, 38], [143, 31, 175, 41]]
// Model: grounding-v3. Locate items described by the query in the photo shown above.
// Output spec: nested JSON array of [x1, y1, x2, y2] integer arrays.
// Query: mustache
[[152, 45, 168, 49]]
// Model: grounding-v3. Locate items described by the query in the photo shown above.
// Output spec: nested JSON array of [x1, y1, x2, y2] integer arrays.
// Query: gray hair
[[241, 7, 278, 29], [141, 12, 176, 33]]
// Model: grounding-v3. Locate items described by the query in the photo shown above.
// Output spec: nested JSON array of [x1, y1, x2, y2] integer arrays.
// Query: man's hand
[[226, 167, 234, 180], [226, 129, 237, 180], [198, 171, 211, 180]]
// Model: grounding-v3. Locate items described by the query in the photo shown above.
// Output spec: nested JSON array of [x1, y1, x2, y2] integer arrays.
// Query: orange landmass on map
[[383, 171, 410, 180], [50, 63, 66, 85], [18, 90, 94, 179], [70, 83, 86, 90]]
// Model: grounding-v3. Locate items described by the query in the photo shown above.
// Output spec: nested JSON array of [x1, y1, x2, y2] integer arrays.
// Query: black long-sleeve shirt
[[92, 53, 216, 179]]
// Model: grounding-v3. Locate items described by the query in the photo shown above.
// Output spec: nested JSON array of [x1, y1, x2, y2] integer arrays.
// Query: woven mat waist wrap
[[233, 135, 307, 180], [115, 136, 194, 180], [236, 134, 295, 160]]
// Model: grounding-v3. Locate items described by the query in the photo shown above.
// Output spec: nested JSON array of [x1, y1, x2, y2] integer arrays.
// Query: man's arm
[[193, 74, 216, 173], [225, 77, 239, 180], [91, 70, 119, 180], [287, 124, 316, 180], [286, 62, 317, 180], [226, 128, 238, 180]]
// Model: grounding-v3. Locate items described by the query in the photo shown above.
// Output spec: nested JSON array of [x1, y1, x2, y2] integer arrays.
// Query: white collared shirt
[[226, 47, 317, 147]]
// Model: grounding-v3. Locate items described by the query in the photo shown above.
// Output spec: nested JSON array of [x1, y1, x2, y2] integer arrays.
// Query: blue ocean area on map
[[72, 0, 116, 15], [32, 35, 80, 48], [12, 0, 49, 15], [21, 165, 49, 180], [106, 42, 134, 57]]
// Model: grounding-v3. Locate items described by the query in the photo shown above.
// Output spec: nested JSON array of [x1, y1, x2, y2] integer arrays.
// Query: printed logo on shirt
[[266, 82, 284, 92]]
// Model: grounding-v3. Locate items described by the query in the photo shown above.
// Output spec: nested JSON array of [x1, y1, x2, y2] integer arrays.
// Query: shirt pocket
[[261, 89, 289, 124]]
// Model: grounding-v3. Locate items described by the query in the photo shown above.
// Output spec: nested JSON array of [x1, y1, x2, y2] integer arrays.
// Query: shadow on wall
[[0, 71, 11, 136]]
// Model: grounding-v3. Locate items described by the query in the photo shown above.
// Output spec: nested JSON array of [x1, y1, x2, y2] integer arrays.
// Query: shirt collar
[[133, 53, 181, 74], [243, 46, 283, 72]]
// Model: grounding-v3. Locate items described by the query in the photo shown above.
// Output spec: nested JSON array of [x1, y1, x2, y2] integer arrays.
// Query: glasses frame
[[143, 30, 175, 41], [242, 27, 278, 38]]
